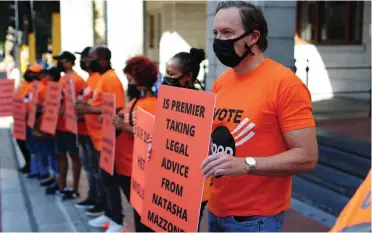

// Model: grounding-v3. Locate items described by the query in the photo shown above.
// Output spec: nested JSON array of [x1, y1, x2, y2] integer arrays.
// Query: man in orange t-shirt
[[201, 2, 318, 232], [75, 45, 125, 222], [74, 47, 105, 216], [52, 51, 86, 200]]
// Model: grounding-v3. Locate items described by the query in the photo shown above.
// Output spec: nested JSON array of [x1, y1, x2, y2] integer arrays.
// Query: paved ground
[[0, 123, 335, 232]]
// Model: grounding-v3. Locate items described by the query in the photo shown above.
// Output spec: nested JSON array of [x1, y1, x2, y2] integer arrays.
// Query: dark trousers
[[198, 201, 208, 231], [100, 169, 155, 231], [17, 139, 30, 168]]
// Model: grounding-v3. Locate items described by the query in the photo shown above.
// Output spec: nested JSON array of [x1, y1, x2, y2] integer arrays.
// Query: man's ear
[[247, 30, 261, 46]]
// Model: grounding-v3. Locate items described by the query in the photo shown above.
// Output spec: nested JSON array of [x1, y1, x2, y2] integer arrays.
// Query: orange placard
[[12, 96, 26, 140], [99, 93, 116, 175], [130, 107, 154, 215], [0, 79, 15, 117], [40, 81, 62, 135], [142, 85, 216, 232], [63, 76, 77, 134], [27, 81, 39, 128]]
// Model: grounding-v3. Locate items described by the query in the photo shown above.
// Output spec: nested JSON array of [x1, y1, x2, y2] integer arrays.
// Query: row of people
[[17, 44, 209, 232]]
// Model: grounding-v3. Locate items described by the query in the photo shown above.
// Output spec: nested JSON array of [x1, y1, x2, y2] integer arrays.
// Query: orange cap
[[28, 64, 43, 73]]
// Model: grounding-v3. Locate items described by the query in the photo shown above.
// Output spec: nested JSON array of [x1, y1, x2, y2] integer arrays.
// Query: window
[[296, 1, 363, 44], [149, 14, 155, 49]]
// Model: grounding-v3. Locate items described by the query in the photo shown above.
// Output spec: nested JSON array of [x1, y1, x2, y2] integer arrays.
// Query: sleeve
[[276, 79, 315, 132], [74, 75, 86, 97], [106, 77, 125, 109]]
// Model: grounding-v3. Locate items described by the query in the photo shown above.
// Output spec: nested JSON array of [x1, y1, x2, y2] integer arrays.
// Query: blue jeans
[[208, 211, 285, 232], [35, 137, 59, 178], [79, 135, 104, 203]]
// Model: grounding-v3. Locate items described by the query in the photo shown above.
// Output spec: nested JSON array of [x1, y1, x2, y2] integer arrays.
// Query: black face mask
[[127, 84, 141, 100], [162, 76, 182, 88], [213, 32, 253, 68], [57, 61, 64, 72], [80, 61, 87, 71], [24, 73, 33, 82], [89, 59, 101, 73]]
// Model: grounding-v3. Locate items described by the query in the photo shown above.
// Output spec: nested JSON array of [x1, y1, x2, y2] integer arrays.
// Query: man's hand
[[75, 103, 90, 115], [112, 114, 127, 130], [201, 153, 248, 178], [76, 99, 87, 105]]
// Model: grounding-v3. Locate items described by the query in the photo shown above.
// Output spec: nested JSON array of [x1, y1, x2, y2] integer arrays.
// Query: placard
[[27, 81, 39, 128], [40, 81, 62, 135], [99, 93, 116, 175], [13, 96, 26, 140], [63, 76, 77, 134], [0, 79, 15, 117], [142, 85, 216, 232], [130, 107, 154, 215]]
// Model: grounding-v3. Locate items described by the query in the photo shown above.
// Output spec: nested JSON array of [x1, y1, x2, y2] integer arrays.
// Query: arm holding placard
[[112, 112, 134, 135]]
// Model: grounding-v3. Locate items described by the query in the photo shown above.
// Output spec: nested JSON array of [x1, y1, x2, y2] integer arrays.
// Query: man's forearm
[[249, 148, 318, 177], [85, 106, 102, 115]]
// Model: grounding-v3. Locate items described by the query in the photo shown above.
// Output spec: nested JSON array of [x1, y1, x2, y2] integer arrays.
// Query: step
[[316, 128, 371, 159], [292, 176, 349, 216]]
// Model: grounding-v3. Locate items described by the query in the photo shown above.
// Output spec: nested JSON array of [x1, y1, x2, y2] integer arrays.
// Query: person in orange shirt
[[52, 51, 86, 200], [200, 2, 318, 232], [33, 67, 61, 192], [104, 55, 158, 232], [16, 67, 36, 174], [155, 48, 210, 231], [74, 45, 125, 223], [24, 64, 47, 178], [330, 170, 371, 232], [74, 47, 105, 215]]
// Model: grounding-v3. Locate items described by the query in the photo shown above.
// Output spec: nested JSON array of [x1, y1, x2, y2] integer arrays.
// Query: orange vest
[[330, 170, 371, 232]]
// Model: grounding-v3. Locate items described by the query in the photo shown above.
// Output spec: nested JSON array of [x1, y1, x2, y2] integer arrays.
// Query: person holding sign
[[16, 68, 36, 174], [33, 67, 62, 192], [74, 47, 105, 215], [148, 48, 211, 231], [74, 46, 126, 225], [106, 55, 158, 232], [200, 2, 318, 232], [25, 64, 50, 179], [53, 51, 86, 200]]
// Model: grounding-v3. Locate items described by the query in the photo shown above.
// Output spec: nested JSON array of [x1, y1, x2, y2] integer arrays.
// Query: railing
[[295, 59, 371, 117]]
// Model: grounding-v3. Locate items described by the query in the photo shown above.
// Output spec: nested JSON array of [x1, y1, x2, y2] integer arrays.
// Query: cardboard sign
[[13, 96, 26, 140], [63, 76, 77, 134], [40, 81, 62, 135], [130, 107, 154, 216], [0, 79, 15, 117], [99, 93, 116, 175], [27, 81, 39, 128], [142, 85, 216, 232]]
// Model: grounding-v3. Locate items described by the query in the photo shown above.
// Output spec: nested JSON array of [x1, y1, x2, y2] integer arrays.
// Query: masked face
[[57, 61, 64, 72], [213, 32, 253, 68], [162, 75, 183, 88], [127, 84, 141, 100], [88, 59, 101, 73], [24, 72, 33, 82]]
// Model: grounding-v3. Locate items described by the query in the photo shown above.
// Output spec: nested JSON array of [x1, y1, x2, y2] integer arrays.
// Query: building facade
[[58, 0, 371, 101]]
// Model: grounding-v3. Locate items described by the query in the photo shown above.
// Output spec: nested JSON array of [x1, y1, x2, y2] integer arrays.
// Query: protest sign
[[13, 96, 26, 140], [99, 93, 116, 175], [130, 107, 154, 215], [40, 81, 62, 135], [63, 76, 77, 134], [142, 85, 216, 232], [0, 79, 15, 117], [27, 81, 39, 128]]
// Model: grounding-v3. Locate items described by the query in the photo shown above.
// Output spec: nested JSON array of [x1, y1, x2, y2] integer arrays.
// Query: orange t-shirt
[[208, 58, 315, 217], [330, 170, 371, 232], [17, 81, 34, 113], [82, 72, 101, 102], [115, 96, 157, 176], [88, 69, 125, 151], [56, 72, 89, 135]]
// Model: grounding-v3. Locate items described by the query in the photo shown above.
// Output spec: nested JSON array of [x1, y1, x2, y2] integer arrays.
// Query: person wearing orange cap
[[24, 64, 51, 180]]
